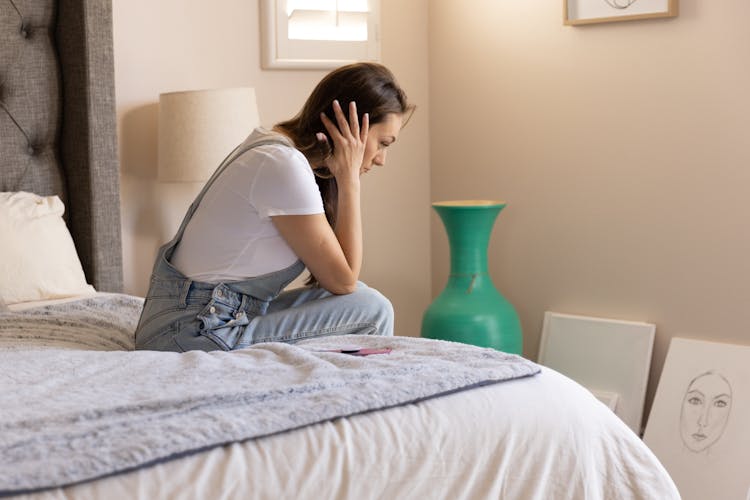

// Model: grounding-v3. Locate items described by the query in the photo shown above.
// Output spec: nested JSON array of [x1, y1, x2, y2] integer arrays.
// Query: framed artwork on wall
[[564, 0, 678, 26], [643, 338, 750, 500]]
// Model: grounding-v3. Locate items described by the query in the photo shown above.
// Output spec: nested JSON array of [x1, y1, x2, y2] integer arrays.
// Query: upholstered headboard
[[0, 0, 123, 292]]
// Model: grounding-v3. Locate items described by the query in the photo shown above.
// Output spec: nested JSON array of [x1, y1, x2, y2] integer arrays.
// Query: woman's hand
[[319, 100, 369, 184]]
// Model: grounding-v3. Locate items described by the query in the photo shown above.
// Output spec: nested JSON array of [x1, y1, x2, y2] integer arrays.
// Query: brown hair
[[274, 62, 414, 228]]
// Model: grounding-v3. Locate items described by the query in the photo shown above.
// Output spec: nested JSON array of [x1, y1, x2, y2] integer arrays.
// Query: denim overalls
[[134, 131, 394, 352]]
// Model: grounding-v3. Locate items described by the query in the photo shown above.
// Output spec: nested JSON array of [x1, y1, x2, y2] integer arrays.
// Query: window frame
[[260, 0, 381, 70]]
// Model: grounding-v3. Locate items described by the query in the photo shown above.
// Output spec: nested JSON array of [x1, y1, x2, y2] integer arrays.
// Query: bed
[[0, 1, 680, 499]]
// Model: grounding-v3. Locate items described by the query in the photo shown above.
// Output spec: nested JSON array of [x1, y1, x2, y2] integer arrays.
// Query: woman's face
[[679, 372, 732, 452], [360, 113, 403, 175]]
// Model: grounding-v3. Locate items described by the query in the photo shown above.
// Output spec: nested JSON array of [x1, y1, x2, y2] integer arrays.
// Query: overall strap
[[169, 135, 292, 245]]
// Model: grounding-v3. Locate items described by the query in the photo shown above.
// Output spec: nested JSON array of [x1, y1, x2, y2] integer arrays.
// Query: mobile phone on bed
[[347, 347, 392, 356], [324, 347, 392, 356]]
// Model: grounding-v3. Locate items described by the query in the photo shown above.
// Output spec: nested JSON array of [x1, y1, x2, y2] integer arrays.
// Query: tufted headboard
[[0, 0, 123, 292]]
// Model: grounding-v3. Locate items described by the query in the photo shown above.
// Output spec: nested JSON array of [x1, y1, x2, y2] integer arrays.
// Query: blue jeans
[[135, 273, 394, 352]]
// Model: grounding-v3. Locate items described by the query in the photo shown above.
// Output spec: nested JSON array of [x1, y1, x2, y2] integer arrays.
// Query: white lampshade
[[158, 87, 260, 182]]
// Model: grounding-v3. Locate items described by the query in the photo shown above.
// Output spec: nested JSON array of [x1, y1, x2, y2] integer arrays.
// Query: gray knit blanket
[[0, 294, 540, 496]]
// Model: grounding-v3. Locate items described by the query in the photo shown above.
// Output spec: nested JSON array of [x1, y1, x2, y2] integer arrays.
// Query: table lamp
[[158, 87, 260, 182]]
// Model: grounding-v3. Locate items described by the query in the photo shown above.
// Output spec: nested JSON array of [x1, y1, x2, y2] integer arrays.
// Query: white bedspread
[[13, 367, 680, 500], [0, 295, 680, 499], [0, 295, 540, 496]]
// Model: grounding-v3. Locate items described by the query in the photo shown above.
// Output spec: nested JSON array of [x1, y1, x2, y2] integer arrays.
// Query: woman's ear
[[315, 131, 333, 159], [312, 165, 334, 179]]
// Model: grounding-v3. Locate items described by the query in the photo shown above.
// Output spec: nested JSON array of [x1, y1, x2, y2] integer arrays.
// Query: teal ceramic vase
[[421, 200, 522, 354]]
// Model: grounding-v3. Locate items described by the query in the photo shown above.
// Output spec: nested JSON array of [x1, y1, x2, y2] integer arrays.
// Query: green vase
[[421, 200, 522, 354]]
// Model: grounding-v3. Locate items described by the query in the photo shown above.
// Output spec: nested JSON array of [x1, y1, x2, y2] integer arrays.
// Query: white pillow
[[0, 191, 96, 305]]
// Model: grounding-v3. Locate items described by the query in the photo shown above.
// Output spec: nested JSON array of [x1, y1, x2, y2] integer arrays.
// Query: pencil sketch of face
[[604, 0, 638, 9], [679, 371, 732, 452]]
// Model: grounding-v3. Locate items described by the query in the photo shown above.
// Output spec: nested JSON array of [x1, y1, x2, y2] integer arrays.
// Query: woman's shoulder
[[246, 127, 295, 148], [227, 130, 315, 191], [238, 126, 306, 154], [236, 128, 307, 165]]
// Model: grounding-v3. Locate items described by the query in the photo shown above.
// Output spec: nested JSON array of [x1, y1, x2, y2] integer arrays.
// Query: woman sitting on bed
[[135, 62, 413, 352]]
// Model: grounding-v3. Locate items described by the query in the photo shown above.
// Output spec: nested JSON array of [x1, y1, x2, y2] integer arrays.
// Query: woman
[[135, 62, 413, 352]]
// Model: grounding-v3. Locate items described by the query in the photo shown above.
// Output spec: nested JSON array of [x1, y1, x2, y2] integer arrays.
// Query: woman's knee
[[355, 282, 394, 336]]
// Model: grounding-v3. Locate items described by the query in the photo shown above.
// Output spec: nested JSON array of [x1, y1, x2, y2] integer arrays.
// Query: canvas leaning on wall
[[537, 311, 654, 434], [644, 338, 750, 500]]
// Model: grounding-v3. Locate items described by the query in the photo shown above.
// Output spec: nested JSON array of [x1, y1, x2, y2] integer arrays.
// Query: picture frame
[[643, 338, 750, 500], [537, 311, 655, 434], [564, 0, 678, 26]]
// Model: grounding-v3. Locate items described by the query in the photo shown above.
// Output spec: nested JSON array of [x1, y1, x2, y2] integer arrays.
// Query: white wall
[[112, 0, 431, 337], [429, 0, 750, 420]]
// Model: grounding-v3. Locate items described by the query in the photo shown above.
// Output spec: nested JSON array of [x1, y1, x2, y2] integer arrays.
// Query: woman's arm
[[272, 101, 368, 295], [272, 209, 359, 295]]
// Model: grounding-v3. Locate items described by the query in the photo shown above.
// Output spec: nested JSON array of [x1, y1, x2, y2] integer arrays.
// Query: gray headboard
[[0, 0, 123, 292]]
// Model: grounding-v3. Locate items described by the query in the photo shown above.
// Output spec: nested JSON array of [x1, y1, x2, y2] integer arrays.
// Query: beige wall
[[429, 0, 750, 419], [114, 0, 749, 423], [112, 0, 431, 337]]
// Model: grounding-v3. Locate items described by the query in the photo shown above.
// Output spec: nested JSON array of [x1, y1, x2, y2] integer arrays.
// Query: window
[[260, 0, 381, 69]]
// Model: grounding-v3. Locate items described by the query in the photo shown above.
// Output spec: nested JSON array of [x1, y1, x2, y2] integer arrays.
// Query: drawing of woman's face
[[679, 371, 732, 452]]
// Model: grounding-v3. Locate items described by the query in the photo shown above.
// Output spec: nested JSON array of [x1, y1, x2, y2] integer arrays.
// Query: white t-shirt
[[170, 129, 324, 282]]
